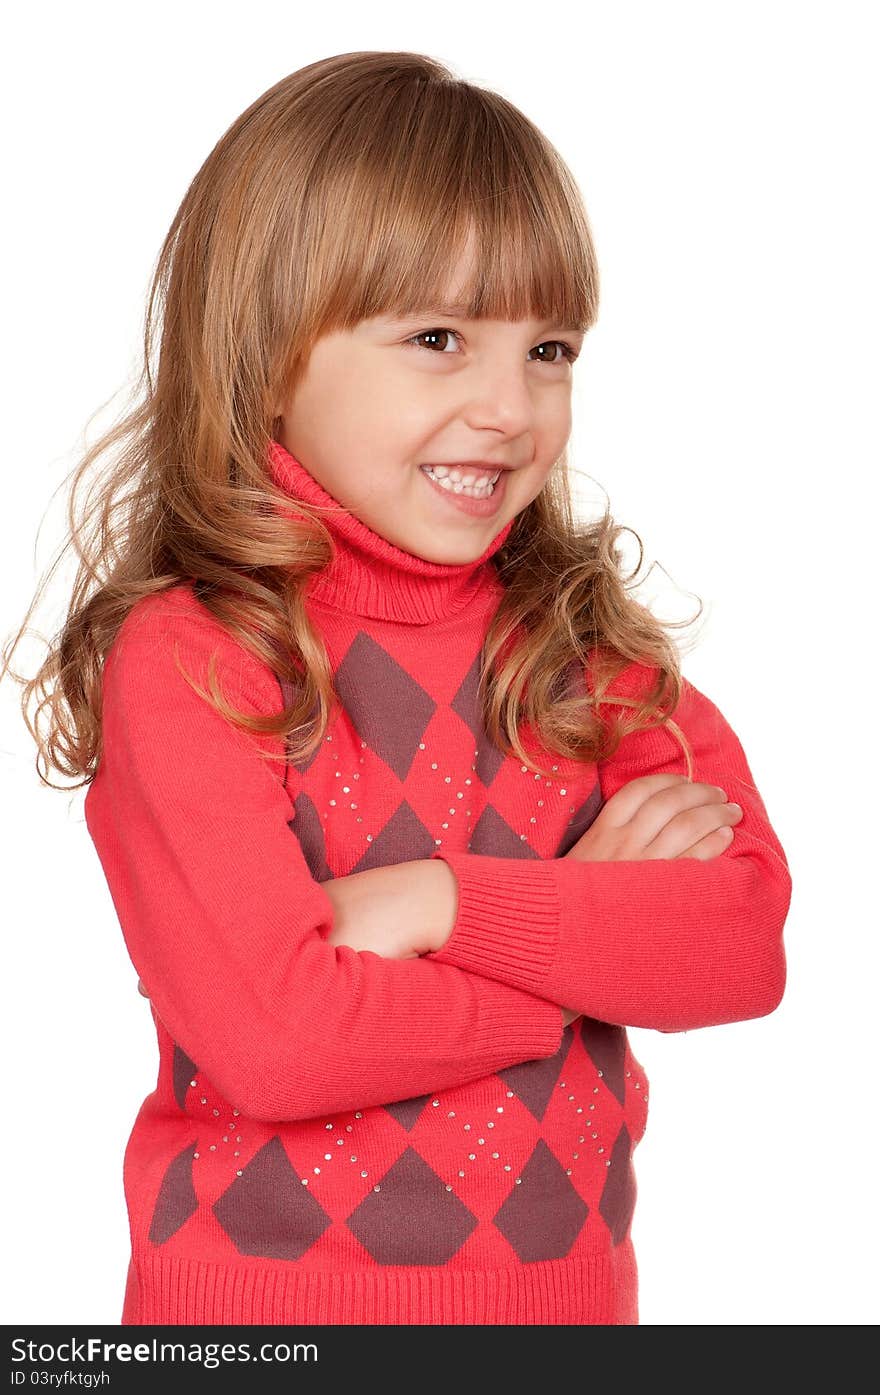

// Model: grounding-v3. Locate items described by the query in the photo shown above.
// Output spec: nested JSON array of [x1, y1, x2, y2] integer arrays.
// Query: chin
[[418, 537, 491, 564]]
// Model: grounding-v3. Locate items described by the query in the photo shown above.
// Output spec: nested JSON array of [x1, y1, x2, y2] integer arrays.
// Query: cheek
[[393, 390, 440, 442], [540, 395, 572, 436], [346, 374, 415, 438], [534, 408, 572, 470]]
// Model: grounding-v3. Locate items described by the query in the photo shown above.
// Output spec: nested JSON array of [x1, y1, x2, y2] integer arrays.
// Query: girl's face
[[274, 265, 584, 564]]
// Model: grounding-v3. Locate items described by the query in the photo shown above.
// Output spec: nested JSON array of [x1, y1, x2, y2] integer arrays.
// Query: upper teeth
[[422, 466, 501, 486]]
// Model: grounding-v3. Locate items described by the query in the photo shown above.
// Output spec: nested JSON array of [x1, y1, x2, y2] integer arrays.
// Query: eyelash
[[404, 327, 579, 364]]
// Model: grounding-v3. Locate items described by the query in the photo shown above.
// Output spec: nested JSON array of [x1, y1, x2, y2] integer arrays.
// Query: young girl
[[6, 50, 791, 1326]]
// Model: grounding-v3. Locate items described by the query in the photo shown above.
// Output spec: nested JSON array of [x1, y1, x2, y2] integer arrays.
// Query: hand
[[554, 774, 742, 1028], [323, 861, 453, 958], [564, 773, 743, 863]]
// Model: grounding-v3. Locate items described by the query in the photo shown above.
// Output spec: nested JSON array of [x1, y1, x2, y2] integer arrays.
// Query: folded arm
[[425, 664, 792, 1033], [84, 590, 565, 1124]]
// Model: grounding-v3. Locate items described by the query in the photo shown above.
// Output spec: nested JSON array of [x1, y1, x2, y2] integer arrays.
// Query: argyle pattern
[[81, 437, 786, 1323], [144, 625, 650, 1270]]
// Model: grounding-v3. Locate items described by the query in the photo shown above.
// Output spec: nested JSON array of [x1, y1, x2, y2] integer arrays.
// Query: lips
[[418, 459, 509, 516]]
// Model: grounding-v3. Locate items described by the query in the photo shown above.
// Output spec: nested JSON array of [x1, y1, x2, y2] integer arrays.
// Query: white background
[[1, 0, 877, 1326]]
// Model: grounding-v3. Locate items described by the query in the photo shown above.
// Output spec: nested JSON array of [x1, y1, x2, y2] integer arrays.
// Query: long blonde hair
[[2, 50, 700, 788]]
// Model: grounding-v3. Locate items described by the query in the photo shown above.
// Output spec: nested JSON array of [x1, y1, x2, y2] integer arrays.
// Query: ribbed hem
[[426, 850, 562, 996], [122, 1246, 638, 1325]]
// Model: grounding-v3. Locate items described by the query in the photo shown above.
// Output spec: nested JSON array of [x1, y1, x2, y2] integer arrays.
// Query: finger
[[674, 825, 737, 861], [629, 781, 732, 850], [647, 801, 742, 859], [600, 772, 691, 825]]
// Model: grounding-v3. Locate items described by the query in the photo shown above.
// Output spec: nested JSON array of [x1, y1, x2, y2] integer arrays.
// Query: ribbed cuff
[[426, 849, 562, 996]]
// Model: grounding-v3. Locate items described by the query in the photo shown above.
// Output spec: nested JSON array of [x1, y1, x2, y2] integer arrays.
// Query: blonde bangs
[[286, 69, 599, 339]]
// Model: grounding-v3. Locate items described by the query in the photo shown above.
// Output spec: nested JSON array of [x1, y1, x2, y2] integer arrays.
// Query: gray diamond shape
[[383, 1094, 432, 1131], [579, 1018, 627, 1106], [350, 801, 436, 872], [451, 652, 507, 788], [347, 1146, 478, 1264], [289, 791, 332, 882], [554, 779, 603, 855], [469, 804, 540, 858], [277, 675, 322, 775], [148, 1141, 199, 1245], [599, 1124, 637, 1245], [335, 633, 436, 780], [171, 1045, 198, 1110], [213, 1136, 331, 1260], [494, 1140, 589, 1261], [497, 1024, 574, 1120]]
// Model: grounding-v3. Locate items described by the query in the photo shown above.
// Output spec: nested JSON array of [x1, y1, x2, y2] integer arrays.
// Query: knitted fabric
[[84, 439, 791, 1324]]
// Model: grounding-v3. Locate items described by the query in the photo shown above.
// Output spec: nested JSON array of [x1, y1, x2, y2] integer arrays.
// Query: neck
[[266, 439, 514, 624]]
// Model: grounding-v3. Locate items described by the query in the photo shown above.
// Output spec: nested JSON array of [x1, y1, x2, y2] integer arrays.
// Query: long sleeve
[[425, 661, 791, 1032], [84, 598, 564, 1124]]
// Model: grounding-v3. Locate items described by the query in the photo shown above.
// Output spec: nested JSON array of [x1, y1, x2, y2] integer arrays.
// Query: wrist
[[420, 857, 459, 954]]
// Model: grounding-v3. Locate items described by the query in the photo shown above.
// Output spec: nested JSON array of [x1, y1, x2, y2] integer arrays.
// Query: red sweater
[[84, 439, 791, 1325]]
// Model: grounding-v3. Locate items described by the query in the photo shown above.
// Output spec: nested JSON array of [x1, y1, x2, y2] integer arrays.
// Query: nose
[[461, 359, 537, 438]]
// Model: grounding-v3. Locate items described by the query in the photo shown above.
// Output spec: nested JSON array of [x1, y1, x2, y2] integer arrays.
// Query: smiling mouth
[[419, 465, 502, 497]]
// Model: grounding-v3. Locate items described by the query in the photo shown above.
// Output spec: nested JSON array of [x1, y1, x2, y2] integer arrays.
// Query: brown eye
[[530, 340, 578, 364], [407, 328, 459, 352]]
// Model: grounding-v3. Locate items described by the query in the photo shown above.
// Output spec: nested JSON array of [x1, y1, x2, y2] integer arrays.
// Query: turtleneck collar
[[266, 439, 514, 625]]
